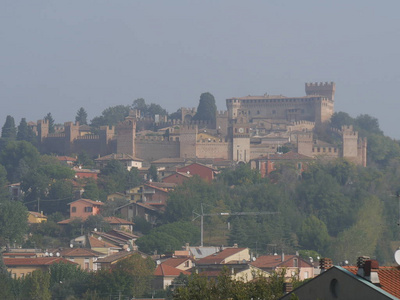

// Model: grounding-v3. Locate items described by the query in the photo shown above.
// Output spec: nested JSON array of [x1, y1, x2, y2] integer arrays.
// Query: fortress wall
[[195, 142, 229, 159], [288, 121, 315, 132], [238, 99, 318, 122], [42, 136, 68, 155], [135, 140, 180, 162], [73, 138, 109, 157]]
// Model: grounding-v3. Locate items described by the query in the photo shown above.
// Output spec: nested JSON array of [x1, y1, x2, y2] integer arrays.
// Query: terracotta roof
[[196, 248, 248, 265], [162, 257, 191, 268], [96, 251, 135, 263], [104, 216, 134, 225], [344, 266, 400, 298], [58, 248, 103, 257], [251, 255, 313, 269], [88, 236, 121, 249], [154, 264, 191, 276], [67, 198, 104, 206], [4, 257, 76, 266], [2, 253, 37, 257]]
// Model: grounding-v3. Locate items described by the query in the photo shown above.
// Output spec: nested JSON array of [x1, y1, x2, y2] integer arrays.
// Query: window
[[293, 258, 298, 267], [84, 207, 93, 213], [304, 271, 309, 279], [72, 207, 76, 213]]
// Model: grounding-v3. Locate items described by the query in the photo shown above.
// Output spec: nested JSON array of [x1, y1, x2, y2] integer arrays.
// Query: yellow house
[[56, 248, 104, 271], [4, 257, 76, 279], [28, 211, 47, 224]]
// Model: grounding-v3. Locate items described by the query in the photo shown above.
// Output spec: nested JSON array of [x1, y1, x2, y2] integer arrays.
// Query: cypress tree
[[1, 115, 16, 140]]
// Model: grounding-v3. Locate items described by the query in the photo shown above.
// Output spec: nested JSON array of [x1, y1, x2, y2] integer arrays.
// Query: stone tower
[[37, 119, 49, 142], [226, 98, 241, 120], [305, 82, 336, 101], [231, 114, 250, 162], [297, 133, 314, 157], [179, 124, 198, 158], [116, 114, 137, 157]]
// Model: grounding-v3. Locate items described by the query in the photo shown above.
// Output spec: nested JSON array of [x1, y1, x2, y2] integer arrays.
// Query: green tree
[[330, 111, 354, 129], [0, 201, 28, 246], [169, 108, 182, 120], [1, 115, 17, 140], [132, 98, 148, 117], [0, 140, 40, 182], [44, 112, 55, 133], [22, 270, 51, 300], [298, 215, 330, 253], [148, 165, 158, 182], [136, 222, 199, 254], [0, 164, 9, 201], [193, 92, 217, 122], [82, 179, 100, 200], [75, 107, 88, 125], [91, 105, 130, 127], [17, 118, 35, 144], [89, 253, 155, 298]]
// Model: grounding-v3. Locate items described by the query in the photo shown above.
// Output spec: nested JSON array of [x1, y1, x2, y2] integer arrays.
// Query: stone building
[[35, 82, 366, 166]]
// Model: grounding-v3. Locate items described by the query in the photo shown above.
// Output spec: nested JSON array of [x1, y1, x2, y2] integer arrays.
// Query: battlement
[[76, 134, 100, 140], [47, 133, 66, 138], [217, 110, 228, 117], [305, 81, 335, 101], [197, 138, 227, 143], [305, 81, 335, 87]]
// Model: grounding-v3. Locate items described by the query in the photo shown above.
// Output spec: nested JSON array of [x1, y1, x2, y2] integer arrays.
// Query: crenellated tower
[[179, 124, 198, 158], [116, 114, 137, 157], [305, 82, 336, 101]]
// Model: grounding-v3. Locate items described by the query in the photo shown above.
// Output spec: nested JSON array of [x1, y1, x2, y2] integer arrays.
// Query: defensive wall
[[135, 136, 180, 162]]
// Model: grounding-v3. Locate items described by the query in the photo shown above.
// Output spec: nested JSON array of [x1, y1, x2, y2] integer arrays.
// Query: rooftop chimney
[[356, 256, 370, 277], [319, 258, 333, 273], [358, 258, 380, 286]]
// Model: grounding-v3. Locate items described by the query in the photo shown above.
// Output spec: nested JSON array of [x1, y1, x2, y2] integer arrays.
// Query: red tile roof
[[162, 257, 191, 268], [344, 266, 400, 298], [67, 198, 104, 206], [196, 248, 248, 265], [88, 236, 121, 249], [154, 264, 190, 276], [58, 248, 103, 257], [96, 251, 136, 263], [251, 255, 313, 269], [4, 257, 76, 266]]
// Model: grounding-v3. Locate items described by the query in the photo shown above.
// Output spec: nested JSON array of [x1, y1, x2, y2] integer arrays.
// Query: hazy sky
[[1, 1, 400, 138]]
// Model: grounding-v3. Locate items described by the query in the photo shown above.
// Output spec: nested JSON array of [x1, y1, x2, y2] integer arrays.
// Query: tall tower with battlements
[[180, 125, 198, 158], [116, 115, 136, 157]]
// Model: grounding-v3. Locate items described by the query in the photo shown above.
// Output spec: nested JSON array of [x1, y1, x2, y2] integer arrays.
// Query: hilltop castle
[[36, 82, 366, 166]]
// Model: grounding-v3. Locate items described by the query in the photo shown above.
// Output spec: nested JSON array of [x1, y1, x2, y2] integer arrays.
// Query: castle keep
[[36, 82, 366, 166]]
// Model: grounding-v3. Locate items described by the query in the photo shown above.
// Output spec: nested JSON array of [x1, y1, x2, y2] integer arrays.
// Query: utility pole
[[192, 203, 279, 247]]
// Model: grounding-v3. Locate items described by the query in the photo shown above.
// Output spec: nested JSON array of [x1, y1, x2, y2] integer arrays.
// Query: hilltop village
[[35, 82, 366, 167], [3, 82, 400, 299]]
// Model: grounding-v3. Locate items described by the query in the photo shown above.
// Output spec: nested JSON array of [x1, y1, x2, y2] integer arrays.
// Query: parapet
[[305, 81, 336, 101]]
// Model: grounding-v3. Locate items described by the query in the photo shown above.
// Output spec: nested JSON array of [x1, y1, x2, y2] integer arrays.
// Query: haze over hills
[[1, 1, 400, 138]]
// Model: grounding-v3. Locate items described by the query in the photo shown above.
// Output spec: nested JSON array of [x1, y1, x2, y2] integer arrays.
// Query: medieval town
[[2, 1, 400, 300]]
